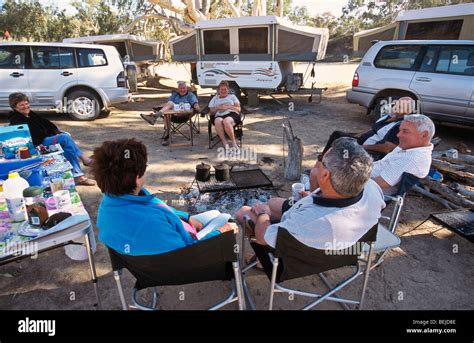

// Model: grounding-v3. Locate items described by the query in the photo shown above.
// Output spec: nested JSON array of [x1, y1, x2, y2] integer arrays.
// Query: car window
[[435, 46, 474, 76], [31, 46, 60, 69], [76, 48, 107, 67], [59, 47, 75, 68], [374, 45, 422, 71], [419, 46, 439, 73], [0, 46, 26, 69]]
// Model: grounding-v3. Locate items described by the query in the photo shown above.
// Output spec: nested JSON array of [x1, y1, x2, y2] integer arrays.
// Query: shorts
[[212, 112, 241, 125]]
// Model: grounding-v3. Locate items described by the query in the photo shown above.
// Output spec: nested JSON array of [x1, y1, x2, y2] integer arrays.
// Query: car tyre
[[67, 90, 101, 121]]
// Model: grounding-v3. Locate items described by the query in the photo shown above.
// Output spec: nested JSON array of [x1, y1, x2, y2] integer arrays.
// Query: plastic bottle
[[3, 172, 29, 222]]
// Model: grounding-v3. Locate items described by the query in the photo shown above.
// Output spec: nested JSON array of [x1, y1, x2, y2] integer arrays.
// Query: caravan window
[[203, 30, 230, 54], [405, 20, 463, 40], [239, 28, 268, 54]]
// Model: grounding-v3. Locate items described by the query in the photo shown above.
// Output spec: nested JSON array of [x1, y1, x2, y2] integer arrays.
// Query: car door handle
[[61, 71, 73, 76], [415, 77, 432, 82], [10, 72, 24, 78]]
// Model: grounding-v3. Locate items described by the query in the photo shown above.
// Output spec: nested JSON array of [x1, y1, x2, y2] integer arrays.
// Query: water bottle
[[3, 172, 30, 222]]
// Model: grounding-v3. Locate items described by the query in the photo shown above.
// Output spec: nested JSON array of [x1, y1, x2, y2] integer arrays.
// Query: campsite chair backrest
[[107, 231, 238, 291], [395, 172, 420, 198], [251, 225, 377, 283]]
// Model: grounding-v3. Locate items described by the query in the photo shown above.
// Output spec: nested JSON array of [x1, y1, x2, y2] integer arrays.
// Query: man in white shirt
[[235, 138, 385, 249], [371, 114, 435, 195]]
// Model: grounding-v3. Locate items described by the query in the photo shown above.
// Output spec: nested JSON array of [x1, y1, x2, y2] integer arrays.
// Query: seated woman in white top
[[208, 81, 242, 150]]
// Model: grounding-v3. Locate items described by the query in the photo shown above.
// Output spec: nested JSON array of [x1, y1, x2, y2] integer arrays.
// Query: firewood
[[283, 123, 303, 181], [430, 159, 474, 186], [412, 185, 461, 210], [452, 183, 474, 201], [432, 151, 474, 165], [421, 178, 474, 209]]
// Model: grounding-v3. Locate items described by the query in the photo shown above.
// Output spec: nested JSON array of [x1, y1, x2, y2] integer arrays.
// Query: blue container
[[0, 157, 43, 186]]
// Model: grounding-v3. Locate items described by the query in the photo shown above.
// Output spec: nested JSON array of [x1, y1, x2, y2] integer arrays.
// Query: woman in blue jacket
[[91, 138, 237, 256]]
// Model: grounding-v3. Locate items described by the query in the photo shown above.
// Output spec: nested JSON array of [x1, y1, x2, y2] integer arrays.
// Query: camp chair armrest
[[383, 195, 397, 202]]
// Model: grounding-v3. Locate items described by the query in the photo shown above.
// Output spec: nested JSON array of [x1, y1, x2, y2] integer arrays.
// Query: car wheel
[[67, 90, 101, 121]]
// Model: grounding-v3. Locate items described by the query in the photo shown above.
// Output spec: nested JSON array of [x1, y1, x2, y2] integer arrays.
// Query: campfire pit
[[193, 167, 273, 193]]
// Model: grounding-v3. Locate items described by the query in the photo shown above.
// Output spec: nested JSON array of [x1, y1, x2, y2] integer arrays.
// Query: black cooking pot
[[214, 163, 230, 182], [196, 163, 211, 182]]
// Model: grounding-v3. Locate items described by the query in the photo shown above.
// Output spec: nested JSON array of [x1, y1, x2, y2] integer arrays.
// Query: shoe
[[82, 157, 94, 167], [162, 139, 170, 146], [140, 113, 156, 126], [162, 132, 170, 140], [75, 177, 95, 186]]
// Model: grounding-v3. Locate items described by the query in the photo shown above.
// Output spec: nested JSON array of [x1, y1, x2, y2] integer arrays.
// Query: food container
[[214, 163, 230, 182], [23, 186, 48, 227], [196, 163, 211, 182]]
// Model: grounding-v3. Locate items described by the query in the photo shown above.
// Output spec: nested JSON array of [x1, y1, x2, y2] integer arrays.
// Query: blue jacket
[[97, 188, 218, 256]]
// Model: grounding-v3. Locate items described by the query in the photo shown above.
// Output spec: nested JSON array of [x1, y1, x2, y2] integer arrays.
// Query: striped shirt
[[371, 144, 433, 195], [264, 180, 385, 250]]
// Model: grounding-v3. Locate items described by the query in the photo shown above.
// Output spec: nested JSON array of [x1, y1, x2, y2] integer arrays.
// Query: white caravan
[[170, 16, 328, 104]]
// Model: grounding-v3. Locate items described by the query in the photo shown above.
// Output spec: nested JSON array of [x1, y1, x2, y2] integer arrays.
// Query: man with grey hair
[[235, 137, 385, 249], [140, 81, 200, 145], [320, 97, 416, 160], [371, 114, 435, 195]]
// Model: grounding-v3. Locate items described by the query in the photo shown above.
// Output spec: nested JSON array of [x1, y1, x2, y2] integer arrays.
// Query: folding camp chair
[[108, 231, 246, 310], [370, 172, 420, 269], [199, 105, 245, 149], [153, 106, 200, 144], [242, 222, 378, 310]]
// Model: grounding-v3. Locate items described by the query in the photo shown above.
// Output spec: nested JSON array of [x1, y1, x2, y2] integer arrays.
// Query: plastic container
[[0, 157, 43, 186], [3, 172, 29, 222]]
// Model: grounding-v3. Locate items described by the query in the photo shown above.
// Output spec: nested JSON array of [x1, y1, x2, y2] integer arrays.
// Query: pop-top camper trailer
[[353, 3, 474, 55], [64, 34, 164, 91], [170, 15, 329, 104]]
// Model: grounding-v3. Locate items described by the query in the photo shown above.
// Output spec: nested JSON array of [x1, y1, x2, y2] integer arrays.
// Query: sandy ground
[[1, 62, 473, 310]]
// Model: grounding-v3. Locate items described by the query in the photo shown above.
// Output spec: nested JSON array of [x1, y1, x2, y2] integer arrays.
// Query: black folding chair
[[108, 231, 246, 310], [153, 106, 200, 142], [199, 105, 245, 149], [370, 172, 420, 269], [242, 225, 378, 310]]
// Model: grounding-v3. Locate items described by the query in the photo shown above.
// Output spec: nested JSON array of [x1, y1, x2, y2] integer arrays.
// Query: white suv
[[347, 40, 474, 125], [0, 42, 129, 120]]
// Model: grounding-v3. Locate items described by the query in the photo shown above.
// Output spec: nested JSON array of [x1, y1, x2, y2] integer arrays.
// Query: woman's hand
[[218, 222, 239, 234], [188, 217, 203, 231]]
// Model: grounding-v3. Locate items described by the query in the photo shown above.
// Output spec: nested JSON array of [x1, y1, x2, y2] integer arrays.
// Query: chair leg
[[113, 270, 128, 310], [208, 120, 212, 149], [84, 231, 102, 310], [268, 256, 279, 310], [232, 261, 247, 310], [358, 242, 375, 310], [151, 287, 159, 309]]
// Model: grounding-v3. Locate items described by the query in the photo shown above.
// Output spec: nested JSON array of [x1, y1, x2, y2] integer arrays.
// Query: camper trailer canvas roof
[[171, 15, 328, 62], [194, 15, 327, 36], [396, 3, 474, 21], [63, 33, 161, 45]]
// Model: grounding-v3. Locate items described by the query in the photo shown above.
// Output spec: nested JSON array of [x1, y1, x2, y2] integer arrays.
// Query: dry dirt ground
[[1, 62, 473, 310]]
